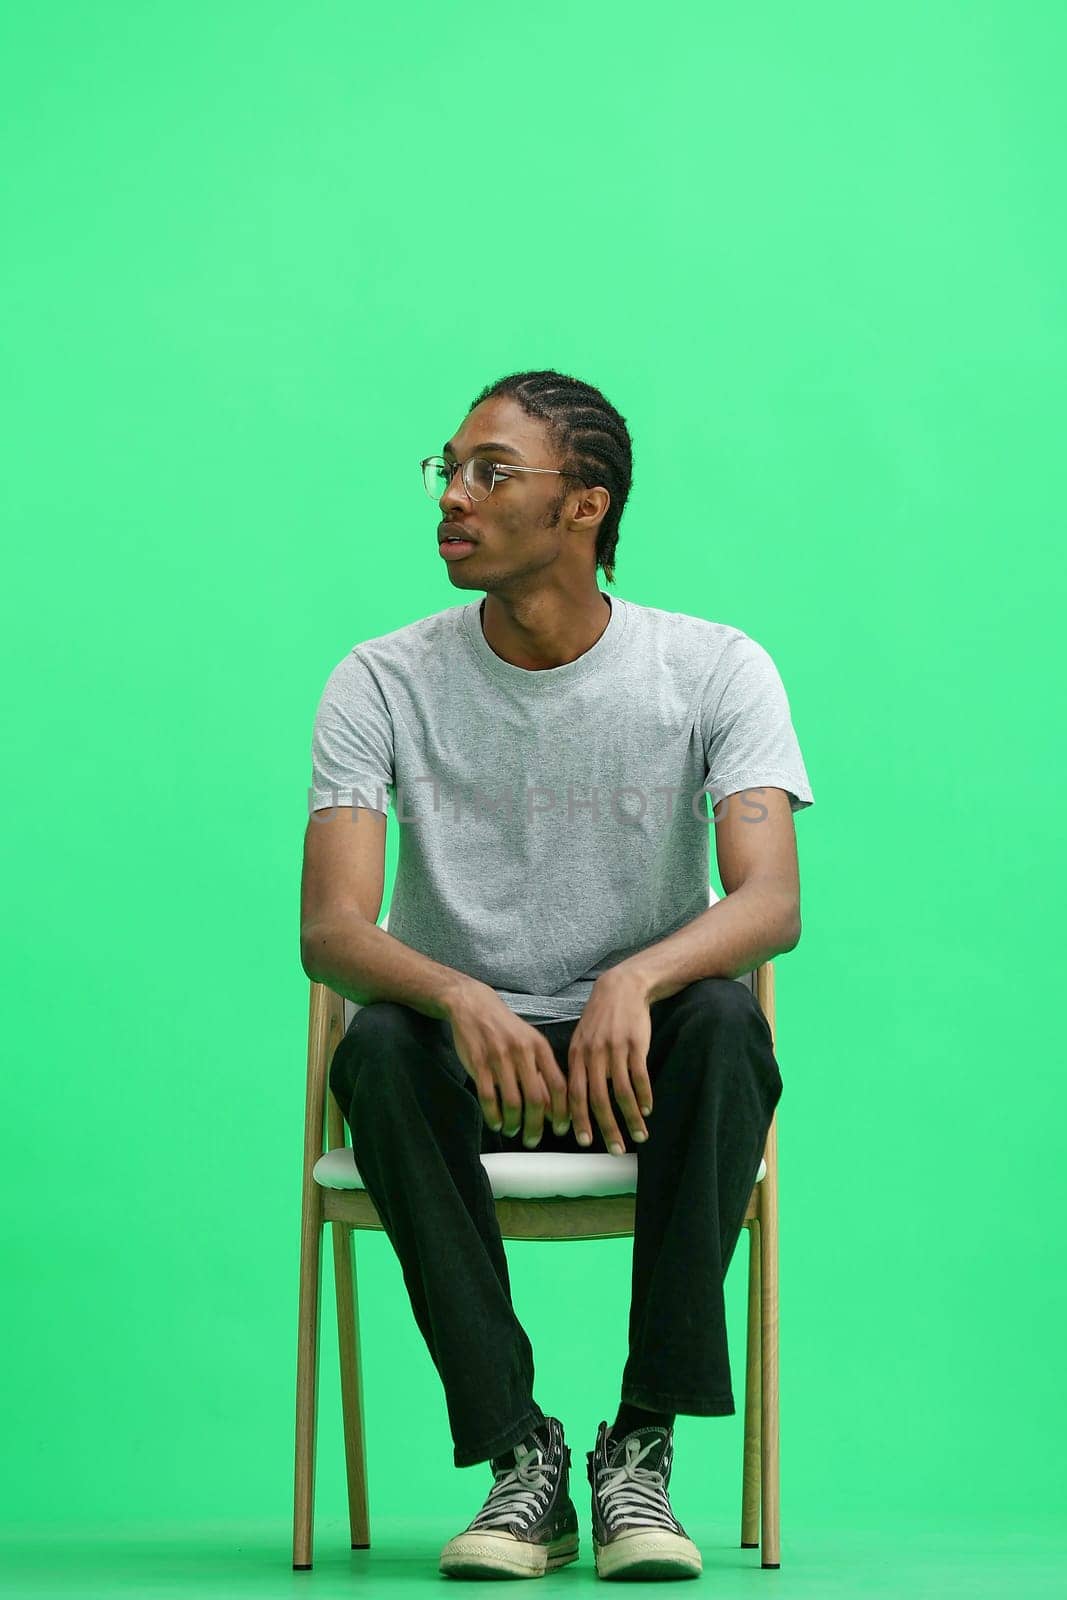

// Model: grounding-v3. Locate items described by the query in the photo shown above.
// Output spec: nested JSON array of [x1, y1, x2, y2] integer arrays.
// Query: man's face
[[435, 396, 601, 591]]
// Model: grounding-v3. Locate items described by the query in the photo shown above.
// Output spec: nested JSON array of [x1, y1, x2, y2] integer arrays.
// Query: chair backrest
[[341, 883, 755, 1034]]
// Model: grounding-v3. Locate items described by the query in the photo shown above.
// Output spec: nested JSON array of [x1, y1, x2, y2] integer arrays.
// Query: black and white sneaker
[[439, 1416, 580, 1579], [586, 1419, 702, 1580]]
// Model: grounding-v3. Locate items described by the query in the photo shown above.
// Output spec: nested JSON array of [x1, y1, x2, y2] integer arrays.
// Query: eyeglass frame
[[420, 454, 590, 502]]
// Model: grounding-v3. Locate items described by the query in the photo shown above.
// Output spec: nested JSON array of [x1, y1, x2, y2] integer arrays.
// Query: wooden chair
[[293, 885, 782, 1572]]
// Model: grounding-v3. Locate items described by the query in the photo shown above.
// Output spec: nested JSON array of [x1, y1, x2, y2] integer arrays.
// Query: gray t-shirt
[[309, 592, 814, 1022]]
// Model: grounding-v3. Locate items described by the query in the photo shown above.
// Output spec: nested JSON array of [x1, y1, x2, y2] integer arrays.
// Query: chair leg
[[332, 1221, 371, 1548], [293, 1208, 324, 1570], [759, 1201, 781, 1568], [740, 1219, 762, 1549]]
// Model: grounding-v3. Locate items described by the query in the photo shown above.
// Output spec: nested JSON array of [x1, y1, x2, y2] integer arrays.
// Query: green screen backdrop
[[2, 0, 1065, 1587]]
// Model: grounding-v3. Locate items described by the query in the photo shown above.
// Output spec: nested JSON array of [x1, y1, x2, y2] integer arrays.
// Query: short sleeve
[[700, 634, 814, 815], [309, 649, 395, 816]]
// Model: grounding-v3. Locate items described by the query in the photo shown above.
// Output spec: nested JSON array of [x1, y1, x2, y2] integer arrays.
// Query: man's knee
[[329, 1000, 424, 1114], [673, 976, 766, 1032]]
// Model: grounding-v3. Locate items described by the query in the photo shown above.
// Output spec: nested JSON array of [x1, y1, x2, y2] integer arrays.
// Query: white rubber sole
[[439, 1528, 580, 1579], [594, 1527, 703, 1580]]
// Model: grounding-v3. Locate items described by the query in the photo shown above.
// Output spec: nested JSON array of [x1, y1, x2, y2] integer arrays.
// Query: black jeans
[[328, 976, 783, 1469]]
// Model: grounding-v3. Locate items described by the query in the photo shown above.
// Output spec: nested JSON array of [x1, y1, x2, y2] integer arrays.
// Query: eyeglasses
[[420, 455, 588, 503]]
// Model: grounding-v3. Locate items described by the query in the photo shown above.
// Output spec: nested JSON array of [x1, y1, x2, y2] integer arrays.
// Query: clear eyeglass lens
[[466, 458, 495, 499], [423, 458, 448, 497], [423, 457, 495, 501]]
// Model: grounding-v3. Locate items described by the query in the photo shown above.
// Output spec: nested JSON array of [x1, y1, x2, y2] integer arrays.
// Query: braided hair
[[467, 369, 633, 586]]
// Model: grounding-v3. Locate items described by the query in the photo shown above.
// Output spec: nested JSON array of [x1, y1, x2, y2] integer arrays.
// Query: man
[[300, 368, 814, 1581]]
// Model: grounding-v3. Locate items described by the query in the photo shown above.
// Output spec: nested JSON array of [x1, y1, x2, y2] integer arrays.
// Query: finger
[[538, 1045, 571, 1134], [496, 1062, 523, 1139], [518, 1060, 548, 1148], [629, 1051, 654, 1120], [477, 1072, 502, 1132], [609, 1057, 649, 1143], [587, 1044, 627, 1156], [567, 1057, 593, 1148]]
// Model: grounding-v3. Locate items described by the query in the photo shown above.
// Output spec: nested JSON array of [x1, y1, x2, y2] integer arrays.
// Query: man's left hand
[[567, 968, 653, 1155]]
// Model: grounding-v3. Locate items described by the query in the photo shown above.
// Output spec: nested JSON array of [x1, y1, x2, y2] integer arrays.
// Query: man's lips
[[438, 525, 479, 546]]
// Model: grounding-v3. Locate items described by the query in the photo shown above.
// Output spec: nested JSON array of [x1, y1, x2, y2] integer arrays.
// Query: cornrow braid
[[467, 369, 633, 586]]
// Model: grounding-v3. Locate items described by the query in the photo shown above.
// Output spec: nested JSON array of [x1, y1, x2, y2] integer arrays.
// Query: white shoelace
[[469, 1437, 556, 1532], [597, 1435, 683, 1534]]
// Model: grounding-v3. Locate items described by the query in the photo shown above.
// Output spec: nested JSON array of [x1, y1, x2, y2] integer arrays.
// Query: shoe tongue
[[491, 1420, 551, 1474], [607, 1424, 670, 1474]]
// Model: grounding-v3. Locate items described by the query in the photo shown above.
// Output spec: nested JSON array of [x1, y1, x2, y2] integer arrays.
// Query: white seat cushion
[[313, 1145, 766, 1199]]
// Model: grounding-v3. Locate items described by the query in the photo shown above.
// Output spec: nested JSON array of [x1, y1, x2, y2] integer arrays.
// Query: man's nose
[[440, 461, 470, 508]]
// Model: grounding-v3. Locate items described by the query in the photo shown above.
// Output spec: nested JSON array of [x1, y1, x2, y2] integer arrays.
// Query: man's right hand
[[445, 980, 571, 1148]]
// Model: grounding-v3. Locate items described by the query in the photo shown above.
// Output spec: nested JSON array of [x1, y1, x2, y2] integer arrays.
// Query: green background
[[3, 0, 1065, 1591]]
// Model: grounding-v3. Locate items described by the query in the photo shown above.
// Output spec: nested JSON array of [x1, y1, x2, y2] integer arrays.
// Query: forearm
[[301, 917, 476, 1021], [610, 883, 800, 1005]]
